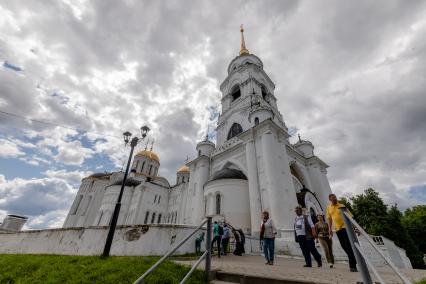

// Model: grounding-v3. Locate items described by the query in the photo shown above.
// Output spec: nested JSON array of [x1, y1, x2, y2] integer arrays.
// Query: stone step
[[215, 271, 322, 284]]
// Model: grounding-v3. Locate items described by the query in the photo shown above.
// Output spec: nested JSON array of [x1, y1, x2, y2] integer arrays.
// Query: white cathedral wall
[[204, 179, 250, 233], [0, 225, 204, 256], [306, 162, 332, 210]]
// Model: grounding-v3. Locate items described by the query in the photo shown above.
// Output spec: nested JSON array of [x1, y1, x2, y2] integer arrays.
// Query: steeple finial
[[239, 24, 249, 56], [150, 139, 155, 151], [298, 134, 301, 142]]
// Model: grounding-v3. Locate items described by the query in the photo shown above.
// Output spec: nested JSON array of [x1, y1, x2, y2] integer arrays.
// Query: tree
[[351, 188, 388, 235], [338, 197, 353, 212], [382, 205, 425, 269], [403, 205, 426, 254]]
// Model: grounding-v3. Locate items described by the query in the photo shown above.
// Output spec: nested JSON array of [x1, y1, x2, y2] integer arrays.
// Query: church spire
[[239, 24, 249, 56]]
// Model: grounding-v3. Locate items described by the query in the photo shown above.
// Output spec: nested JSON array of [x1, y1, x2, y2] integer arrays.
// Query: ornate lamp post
[[102, 125, 150, 257]]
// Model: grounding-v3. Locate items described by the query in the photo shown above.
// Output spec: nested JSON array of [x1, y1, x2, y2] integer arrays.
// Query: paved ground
[[177, 254, 426, 284]]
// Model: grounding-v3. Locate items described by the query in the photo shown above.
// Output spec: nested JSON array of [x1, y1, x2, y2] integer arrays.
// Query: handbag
[[294, 222, 299, 243]]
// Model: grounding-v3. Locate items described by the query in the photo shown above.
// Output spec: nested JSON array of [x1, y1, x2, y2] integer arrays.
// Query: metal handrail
[[354, 242, 386, 284], [340, 208, 412, 284], [133, 217, 212, 284], [179, 250, 208, 284]]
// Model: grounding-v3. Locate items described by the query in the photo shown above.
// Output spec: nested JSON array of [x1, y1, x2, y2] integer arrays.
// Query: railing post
[[205, 216, 212, 282], [340, 207, 373, 284]]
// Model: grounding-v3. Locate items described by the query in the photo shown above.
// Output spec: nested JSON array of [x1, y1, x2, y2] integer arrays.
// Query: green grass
[[415, 279, 426, 284], [0, 254, 206, 284]]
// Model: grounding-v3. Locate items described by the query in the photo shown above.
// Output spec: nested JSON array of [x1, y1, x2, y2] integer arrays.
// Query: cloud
[[0, 0, 425, 230], [44, 169, 92, 186], [0, 139, 25, 158]]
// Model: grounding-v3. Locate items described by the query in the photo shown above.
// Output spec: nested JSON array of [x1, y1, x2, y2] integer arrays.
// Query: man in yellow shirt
[[326, 194, 357, 272]]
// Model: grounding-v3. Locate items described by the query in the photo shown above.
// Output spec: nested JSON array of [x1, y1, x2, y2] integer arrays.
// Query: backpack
[[218, 225, 224, 236]]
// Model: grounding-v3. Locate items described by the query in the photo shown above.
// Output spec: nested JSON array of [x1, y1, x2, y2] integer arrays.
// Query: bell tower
[[216, 25, 287, 147]]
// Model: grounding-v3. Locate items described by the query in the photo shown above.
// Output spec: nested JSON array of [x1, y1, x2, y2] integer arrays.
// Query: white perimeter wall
[[0, 224, 204, 256]]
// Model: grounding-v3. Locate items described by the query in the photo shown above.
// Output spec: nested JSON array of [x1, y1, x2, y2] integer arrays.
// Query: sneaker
[[269, 262, 274, 265], [304, 265, 312, 268], [265, 261, 270, 265], [318, 262, 322, 267], [330, 264, 334, 268], [350, 268, 358, 272]]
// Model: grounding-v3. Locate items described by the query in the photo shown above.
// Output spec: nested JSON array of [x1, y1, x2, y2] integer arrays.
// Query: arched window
[[227, 123, 243, 140], [310, 208, 318, 224], [262, 86, 269, 103], [158, 196, 161, 204], [141, 161, 145, 172], [144, 211, 150, 224], [254, 117, 259, 126], [231, 86, 241, 102], [151, 212, 156, 224], [149, 165, 153, 175], [157, 214, 162, 223], [154, 195, 157, 203], [198, 150, 201, 157], [216, 194, 221, 215], [135, 160, 139, 171]]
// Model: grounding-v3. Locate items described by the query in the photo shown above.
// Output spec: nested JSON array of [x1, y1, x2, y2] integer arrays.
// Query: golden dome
[[177, 165, 190, 173], [135, 150, 160, 163]]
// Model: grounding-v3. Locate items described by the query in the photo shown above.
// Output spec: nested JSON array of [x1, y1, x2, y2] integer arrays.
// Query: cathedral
[[63, 27, 332, 240]]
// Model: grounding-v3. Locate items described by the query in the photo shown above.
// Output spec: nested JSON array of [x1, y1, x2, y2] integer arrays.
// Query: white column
[[245, 139, 262, 236], [261, 130, 298, 238], [192, 159, 209, 224]]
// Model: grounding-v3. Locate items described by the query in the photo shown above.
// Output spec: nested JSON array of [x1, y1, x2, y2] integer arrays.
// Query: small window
[[97, 211, 104, 226], [227, 123, 243, 140], [157, 214, 162, 224], [151, 212, 156, 224], [154, 195, 157, 203], [216, 194, 221, 215], [141, 161, 145, 172], [198, 150, 201, 157], [149, 165, 153, 175], [135, 160, 139, 171], [81, 196, 92, 216], [144, 211, 150, 224], [231, 86, 241, 102], [158, 196, 161, 204], [71, 195, 83, 215], [254, 117, 259, 126], [262, 86, 269, 103]]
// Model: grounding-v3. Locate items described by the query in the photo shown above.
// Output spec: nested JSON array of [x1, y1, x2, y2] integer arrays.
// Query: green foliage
[[351, 188, 388, 235], [338, 197, 353, 212], [403, 205, 426, 254], [0, 255, 205, 284], [382, 205, 425, 269], [415, 279, 426, 284]]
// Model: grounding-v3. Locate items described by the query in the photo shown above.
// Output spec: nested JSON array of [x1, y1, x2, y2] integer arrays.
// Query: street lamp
[[102, 125, 150, 257]]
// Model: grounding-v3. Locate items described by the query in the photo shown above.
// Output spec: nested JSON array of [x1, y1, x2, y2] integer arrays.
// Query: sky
[[0, 0, 425, 229]]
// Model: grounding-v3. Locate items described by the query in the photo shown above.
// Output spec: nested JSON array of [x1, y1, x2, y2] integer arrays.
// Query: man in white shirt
[[294, 205, 322, 268]]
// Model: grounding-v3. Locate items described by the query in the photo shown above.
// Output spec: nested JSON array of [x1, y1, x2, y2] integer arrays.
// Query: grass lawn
[[0, 254, 205, 284]]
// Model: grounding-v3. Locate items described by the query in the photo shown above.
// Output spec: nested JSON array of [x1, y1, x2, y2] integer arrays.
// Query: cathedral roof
[[177, 165, 189, 173], [209, 168, 247, 182], [135, 149, 160, 163], [111, 177, 141, 187]]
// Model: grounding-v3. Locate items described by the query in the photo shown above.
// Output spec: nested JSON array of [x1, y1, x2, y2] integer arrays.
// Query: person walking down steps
[[260, 211, 277, 265], [315, 214, 334, 268], [211, 221, 222, 258], [221, 224, 231, 256], [327, 194, 358, 272], [294, 206, 322, 268]]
